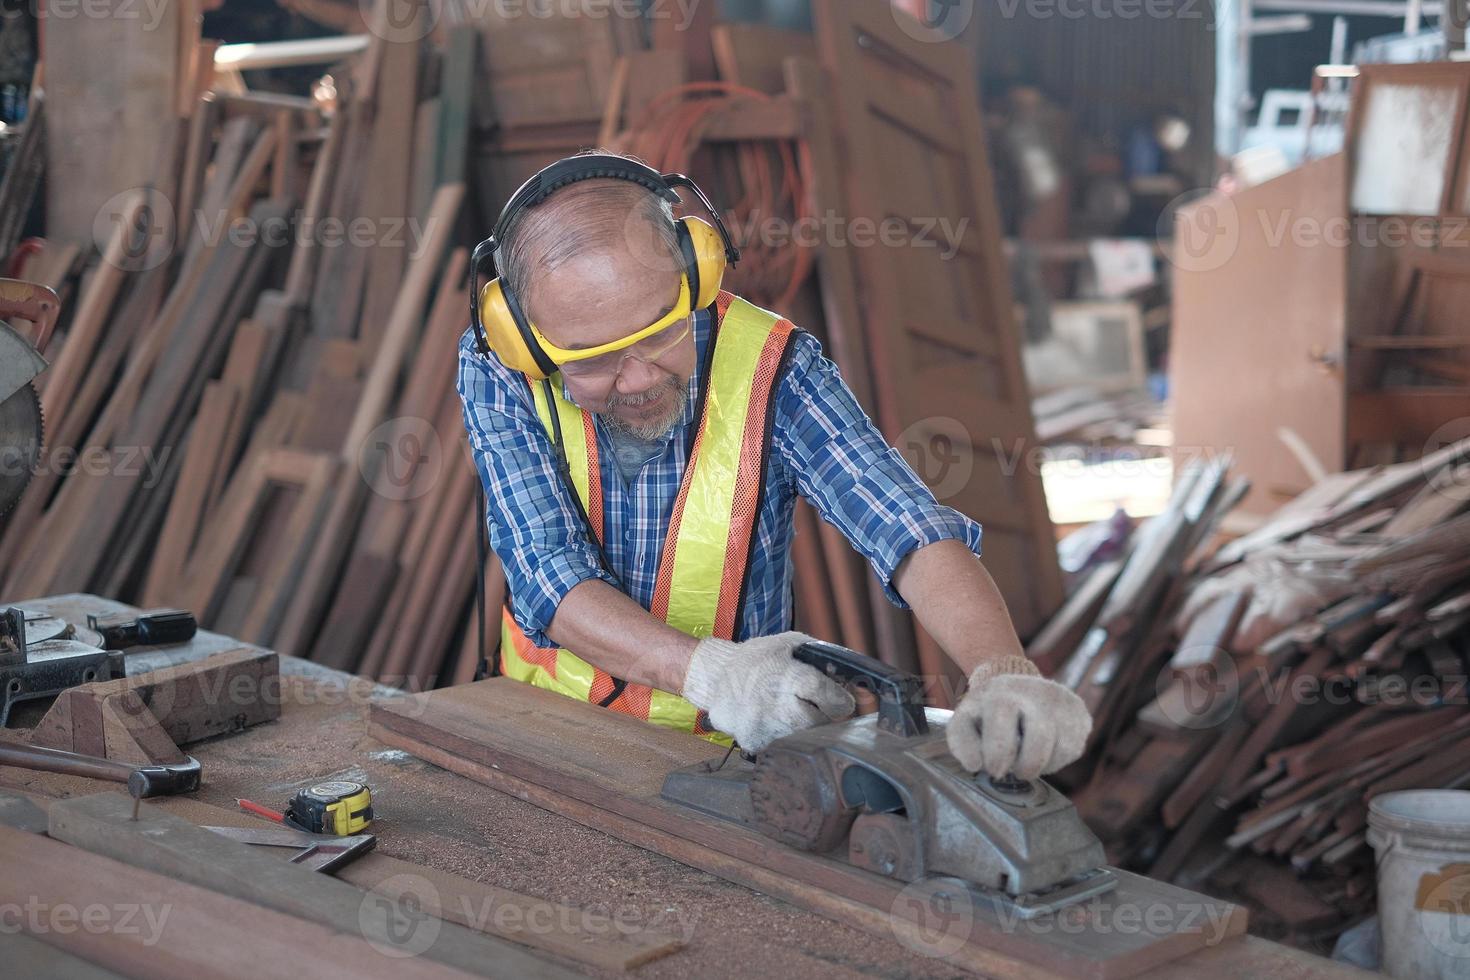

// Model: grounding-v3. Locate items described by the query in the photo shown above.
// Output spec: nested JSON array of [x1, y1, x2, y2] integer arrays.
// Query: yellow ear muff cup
[[679, 216, 728, 309], [478, 279, 548, 378]]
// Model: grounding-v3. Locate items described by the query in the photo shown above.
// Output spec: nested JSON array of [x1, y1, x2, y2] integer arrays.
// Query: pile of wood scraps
[[1034, 437, 1470, 948], [1032, 386, 1166, 447], [0, 0, 488, 692]]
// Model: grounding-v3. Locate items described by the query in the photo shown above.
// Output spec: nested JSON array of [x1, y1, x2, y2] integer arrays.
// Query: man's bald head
[[494, 177, 682, 323], [490, 165, 698, 438]]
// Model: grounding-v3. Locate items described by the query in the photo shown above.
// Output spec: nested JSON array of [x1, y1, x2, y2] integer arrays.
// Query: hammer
[[0, 741, 201, 798]]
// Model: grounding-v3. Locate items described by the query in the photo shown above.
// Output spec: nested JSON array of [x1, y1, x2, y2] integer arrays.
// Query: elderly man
[[458, 153, 1090, 780]]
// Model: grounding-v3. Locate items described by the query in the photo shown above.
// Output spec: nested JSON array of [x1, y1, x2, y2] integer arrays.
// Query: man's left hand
[[946, 656, 1092, 781]]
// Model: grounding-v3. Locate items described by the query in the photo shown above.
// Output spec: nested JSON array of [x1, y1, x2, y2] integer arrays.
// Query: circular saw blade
[[0, 379, 43, 517]]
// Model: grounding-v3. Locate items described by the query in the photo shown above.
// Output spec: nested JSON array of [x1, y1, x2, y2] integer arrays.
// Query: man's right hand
[[682, 632, 856, 752]]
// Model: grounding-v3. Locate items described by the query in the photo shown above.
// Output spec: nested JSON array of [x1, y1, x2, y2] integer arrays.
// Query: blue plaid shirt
[[457, 301, 983, 649]]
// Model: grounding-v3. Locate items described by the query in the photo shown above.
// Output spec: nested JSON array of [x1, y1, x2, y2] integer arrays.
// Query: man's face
[[526, 236, 696, 440]]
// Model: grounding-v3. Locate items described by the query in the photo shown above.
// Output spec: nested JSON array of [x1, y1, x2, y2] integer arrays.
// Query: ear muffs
[[678, 216, 728, 311], [475, 213, 728, 380], [478, 277, 557, 379]]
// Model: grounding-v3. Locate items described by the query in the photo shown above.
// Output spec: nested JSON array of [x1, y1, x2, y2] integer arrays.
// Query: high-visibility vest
[[500, 292, 795, 743]]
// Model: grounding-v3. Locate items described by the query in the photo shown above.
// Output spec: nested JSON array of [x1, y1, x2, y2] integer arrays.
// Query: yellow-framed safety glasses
[[531, 276, 693, 375]]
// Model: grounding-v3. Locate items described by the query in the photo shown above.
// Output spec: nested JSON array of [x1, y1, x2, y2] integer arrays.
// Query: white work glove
[[947, 656, 1092, 781], [682, 632, 856, 752]]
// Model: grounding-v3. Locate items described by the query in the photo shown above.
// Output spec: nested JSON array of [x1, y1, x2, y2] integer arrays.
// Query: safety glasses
[[530, 276, 694, 376], [558, 315, 692, 380]]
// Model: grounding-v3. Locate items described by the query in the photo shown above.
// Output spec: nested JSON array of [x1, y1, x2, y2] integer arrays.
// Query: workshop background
[[2, 0, 1470, 977]]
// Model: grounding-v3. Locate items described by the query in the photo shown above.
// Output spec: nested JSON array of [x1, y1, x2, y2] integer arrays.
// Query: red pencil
[[236, 797, 284, 823]]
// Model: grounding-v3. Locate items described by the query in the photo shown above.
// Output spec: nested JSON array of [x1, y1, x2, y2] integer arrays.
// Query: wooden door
[[811, 0, 1062, 637]]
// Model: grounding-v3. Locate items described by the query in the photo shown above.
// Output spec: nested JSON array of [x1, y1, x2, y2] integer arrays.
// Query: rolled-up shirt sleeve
[[457, 331, 617, 646], [771, 331, 983, 609]]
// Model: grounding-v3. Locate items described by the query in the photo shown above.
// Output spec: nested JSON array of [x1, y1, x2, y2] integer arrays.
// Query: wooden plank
[[809, 1, 1062, 637], [712, 24, 816, 95], [283, 106, 346, 308], [127, 792, 685, 973], [1348, 389, 1470, 447], [370, 679, 1247, 980], [240, 451, 341, 644], [47, 792, 578, 980], [180, 452, 272, 623], [358, 20, 420, 353], [275, 183, 465, 658], [39, 188, 146, 433], [0, 825, 478, 980], [1171, 155, 1348, 515], [30, 199, 286, 596], [1027, 560, 1123, 676], [42, 0, 181, 245], [1, 930, 128, 980], [437, 27, 478, 187], [142, 382, 241, 606]]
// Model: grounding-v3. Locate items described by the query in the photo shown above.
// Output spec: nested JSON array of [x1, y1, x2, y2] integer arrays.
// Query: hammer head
[[126, 757, 203, 798]]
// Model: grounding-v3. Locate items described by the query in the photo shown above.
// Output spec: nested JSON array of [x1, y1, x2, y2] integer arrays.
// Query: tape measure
[[285, 780, 374, 836]]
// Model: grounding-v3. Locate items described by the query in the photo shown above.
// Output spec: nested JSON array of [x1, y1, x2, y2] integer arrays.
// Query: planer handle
[[793, 640, 929, 737]]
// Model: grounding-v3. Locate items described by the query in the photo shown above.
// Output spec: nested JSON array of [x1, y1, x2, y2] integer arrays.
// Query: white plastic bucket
[[1367, 789, 1470, 979]]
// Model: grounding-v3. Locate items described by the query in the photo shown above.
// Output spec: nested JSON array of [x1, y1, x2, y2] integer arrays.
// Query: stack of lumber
[[1035, 437, 1470, 948], [0, 0, 491, 691], [1032, 386, 1165, 447]]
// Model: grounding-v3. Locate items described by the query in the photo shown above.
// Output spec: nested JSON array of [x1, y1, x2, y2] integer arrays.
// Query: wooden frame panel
[[811, 0, 1062, 638], [1347, 62, 1470, 217]]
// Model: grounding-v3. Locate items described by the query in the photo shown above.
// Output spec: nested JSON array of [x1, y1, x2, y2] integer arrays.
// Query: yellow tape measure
[[285, 780, 374, 836]]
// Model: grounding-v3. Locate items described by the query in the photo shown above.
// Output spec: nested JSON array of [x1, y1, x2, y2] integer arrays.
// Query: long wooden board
[[47, 792, 578, 980], [0, 824, 474, 980], [369, 679, 1248, 979], [810, 0, 1063, 638], [143, 795, 686, 973]]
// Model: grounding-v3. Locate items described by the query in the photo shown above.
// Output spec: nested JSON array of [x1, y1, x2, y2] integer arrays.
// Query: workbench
[[0, 595, 1371, 979]]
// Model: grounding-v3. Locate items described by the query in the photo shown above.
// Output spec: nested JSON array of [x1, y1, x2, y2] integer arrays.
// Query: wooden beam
[[370, 679, 1248, 980], [0, 824, 478, 980], [46, 793, 578, 980]]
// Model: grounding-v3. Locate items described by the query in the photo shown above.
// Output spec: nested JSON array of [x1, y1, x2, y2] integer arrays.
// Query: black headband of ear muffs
[[468, 154, 742, 355]]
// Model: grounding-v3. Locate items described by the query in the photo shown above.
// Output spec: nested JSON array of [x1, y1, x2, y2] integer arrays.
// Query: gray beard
[[602, 378, 688, 441]]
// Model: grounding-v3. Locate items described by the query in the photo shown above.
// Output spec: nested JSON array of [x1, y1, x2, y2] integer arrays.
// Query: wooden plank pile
[[1038, 437, 1470, 948], [0, 0, 489, 691]]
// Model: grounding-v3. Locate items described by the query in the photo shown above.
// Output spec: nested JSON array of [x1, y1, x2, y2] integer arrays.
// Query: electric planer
[[662, 640, 1117, 918]]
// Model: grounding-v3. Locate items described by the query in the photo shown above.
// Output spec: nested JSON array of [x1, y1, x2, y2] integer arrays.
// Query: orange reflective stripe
[[502, 607, 559, 676], [713, 317, 792, 638], [649, 292, 736, 625], [582, 410, 604, 542]]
